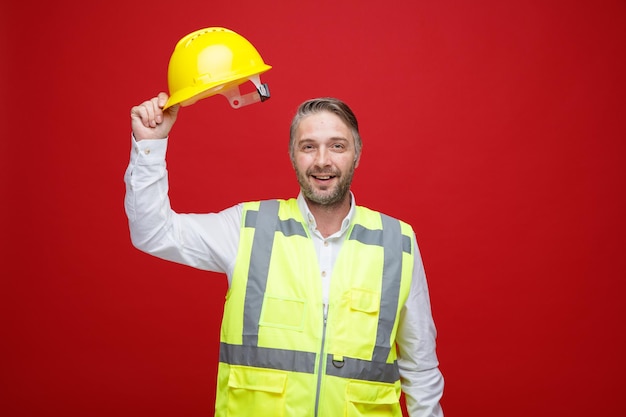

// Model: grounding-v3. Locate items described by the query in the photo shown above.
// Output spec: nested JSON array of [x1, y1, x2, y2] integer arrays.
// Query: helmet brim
[[164, 65, 271, 110]]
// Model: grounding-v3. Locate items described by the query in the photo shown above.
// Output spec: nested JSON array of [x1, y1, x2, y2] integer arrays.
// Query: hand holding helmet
[[130, 92, 179, 141]]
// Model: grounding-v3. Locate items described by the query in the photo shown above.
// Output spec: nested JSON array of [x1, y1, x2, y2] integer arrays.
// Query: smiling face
[[292, 110, 360, 208]]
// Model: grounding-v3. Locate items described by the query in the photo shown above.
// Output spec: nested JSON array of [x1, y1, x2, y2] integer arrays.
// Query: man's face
[[292, 111, 360, 207]]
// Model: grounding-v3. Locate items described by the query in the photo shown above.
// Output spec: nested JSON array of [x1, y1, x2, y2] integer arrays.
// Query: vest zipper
[[314, 306, 328, 417]]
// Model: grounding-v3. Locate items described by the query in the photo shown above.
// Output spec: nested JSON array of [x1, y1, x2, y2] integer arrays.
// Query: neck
[[304, 194, 351, 238]]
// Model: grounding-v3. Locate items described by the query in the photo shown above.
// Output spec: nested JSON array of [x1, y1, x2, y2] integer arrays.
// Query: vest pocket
[[346, 381, 399, 417], [259, 295, 306, 331], [350, 288, 380, 313], [226, 366, 287, 417]]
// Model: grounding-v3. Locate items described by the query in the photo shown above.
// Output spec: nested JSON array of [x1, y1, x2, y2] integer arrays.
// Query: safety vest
[[215, 198, 414, 417]]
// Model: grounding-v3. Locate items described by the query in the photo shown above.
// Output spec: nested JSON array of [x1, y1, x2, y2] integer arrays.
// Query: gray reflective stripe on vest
[[349, 223, 412, 254], [375, 214, 403, 362], [242, 200, 278, 346], [325, 355, 400, 384], [220, 342, 316, 373], [245, 209, 308, 238]]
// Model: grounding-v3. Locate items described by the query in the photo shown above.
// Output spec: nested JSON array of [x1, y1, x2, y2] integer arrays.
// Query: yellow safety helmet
[[164, 27, 272, 110]]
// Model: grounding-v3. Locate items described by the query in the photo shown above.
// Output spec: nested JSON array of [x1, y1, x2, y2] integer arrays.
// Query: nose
[[314, 146, 331, 168]]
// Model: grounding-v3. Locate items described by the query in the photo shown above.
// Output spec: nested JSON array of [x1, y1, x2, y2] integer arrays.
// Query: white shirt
[[124, 136, 444, 416]]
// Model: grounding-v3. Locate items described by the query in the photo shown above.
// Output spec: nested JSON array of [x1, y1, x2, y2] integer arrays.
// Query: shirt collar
[[296, 191, 356, 239]]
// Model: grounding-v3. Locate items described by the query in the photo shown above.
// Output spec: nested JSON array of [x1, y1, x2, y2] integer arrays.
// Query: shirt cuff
[[131, 134, 168, 165]]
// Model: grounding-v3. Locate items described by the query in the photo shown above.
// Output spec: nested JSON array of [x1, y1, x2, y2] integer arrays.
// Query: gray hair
[[289, 97, 362, 161]]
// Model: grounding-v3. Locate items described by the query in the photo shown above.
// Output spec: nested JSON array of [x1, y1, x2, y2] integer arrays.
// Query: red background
[[2, 1, 625, 416]]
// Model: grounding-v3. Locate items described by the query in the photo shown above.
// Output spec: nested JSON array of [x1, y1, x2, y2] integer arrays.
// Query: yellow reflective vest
[[215, 198, 414, 417]]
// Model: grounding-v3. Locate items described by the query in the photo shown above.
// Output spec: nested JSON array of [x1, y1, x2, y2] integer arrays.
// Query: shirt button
[[324, 241, 329, 247], [321, 271, 327, 277], [144, 149, 151, 155]]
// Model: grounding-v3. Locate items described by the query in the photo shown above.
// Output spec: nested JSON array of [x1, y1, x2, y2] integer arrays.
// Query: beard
[[295, 162, 356, 207]]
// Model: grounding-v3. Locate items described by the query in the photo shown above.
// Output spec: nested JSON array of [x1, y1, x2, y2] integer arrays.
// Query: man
[[125, 92, 444, 416]]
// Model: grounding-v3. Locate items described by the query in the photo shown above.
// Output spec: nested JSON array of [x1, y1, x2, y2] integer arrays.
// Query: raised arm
[[124, 93, 241, 279]]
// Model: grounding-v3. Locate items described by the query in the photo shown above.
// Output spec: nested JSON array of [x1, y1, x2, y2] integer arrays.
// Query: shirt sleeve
[[123, 135, 241, 282], [397, 234, 445, 417]]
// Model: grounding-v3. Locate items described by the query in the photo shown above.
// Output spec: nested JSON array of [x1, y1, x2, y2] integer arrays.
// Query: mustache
[[306, 168, 340, 176]]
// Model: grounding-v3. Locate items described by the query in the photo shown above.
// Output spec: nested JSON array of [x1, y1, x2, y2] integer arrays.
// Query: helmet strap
[[219, 74, 270, 109]]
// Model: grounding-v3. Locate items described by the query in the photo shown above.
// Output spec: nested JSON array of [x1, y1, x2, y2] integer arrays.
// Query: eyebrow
[[297, 136, 350, 144]]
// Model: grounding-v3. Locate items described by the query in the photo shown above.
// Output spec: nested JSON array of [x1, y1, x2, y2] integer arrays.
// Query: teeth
[[315, 176, 332, 180]]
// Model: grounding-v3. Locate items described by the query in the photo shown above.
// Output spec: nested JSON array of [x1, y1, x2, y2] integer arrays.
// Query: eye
[[331, 143, 346, 151]]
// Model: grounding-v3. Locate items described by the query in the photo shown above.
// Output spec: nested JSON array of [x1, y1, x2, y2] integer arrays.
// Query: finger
[[134, 99, 160, 128], [143, 101, 156, 128], [148, 97, 162, 127], [157, 92, 169, 108], [130, 104, 151, 128]]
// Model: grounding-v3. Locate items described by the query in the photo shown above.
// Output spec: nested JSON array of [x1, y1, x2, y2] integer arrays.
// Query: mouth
[[311, 174, 336, 181]]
